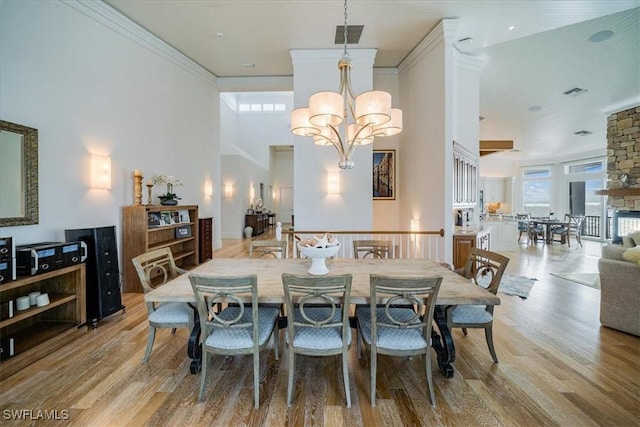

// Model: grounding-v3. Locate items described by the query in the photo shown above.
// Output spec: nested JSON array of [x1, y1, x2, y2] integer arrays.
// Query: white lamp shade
[[373, 108, 403, 136], [291, 108, 320, 137], [309, 92, 344, 127], [355, 91, 391, 126], [347, 123, 374, 146]]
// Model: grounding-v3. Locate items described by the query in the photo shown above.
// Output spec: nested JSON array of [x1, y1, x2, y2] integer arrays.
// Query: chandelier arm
[[327, 124, 346, 157]]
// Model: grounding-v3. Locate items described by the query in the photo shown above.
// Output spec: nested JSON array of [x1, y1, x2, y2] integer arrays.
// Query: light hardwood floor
[[1, 229, 638, 426]]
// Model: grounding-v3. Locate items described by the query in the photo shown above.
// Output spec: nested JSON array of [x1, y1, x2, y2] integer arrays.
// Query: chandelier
[[290, 0, 402, 169]]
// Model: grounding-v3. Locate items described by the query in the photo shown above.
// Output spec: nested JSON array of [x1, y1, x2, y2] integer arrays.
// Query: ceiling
[[104, 1, 640, 162]]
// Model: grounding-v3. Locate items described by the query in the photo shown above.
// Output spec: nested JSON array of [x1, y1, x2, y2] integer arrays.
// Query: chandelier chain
[[343, 0, 349, 59]]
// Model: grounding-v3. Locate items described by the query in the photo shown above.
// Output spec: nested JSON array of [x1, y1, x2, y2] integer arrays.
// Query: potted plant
[[153, 175, 183, 206]]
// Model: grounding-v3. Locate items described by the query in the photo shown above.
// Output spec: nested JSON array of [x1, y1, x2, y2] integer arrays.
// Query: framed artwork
[[373, 149, 395, 200], [175, 225, 192, 238]]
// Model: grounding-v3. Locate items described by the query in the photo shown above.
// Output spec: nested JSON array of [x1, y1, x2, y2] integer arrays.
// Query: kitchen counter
[[452, 227, 491, 269]]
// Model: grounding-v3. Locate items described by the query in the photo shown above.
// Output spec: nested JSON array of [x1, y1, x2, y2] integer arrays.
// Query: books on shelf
[[0, 337, 15, 361], [0, 300, 13, 320]]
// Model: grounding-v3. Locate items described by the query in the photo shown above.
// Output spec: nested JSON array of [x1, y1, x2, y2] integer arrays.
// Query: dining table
[[144, 257, 501, 379], [532, 218, 567, 243]]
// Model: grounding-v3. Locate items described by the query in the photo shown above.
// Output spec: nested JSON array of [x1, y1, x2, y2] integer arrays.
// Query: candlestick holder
[[134, 172, 143, 205], [146, 184, 153, 205]]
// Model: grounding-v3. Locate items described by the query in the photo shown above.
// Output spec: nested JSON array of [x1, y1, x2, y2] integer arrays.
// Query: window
[[522, 167, 551, 217], [236, 103, 288, 113]]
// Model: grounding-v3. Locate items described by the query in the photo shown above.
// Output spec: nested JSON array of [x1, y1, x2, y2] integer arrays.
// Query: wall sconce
[[224, 183, 234, 198], [249, 185, 255, 201], [90, 154, 111, 189], [204, 178, 213, 197], [327, 171, 340, 195]]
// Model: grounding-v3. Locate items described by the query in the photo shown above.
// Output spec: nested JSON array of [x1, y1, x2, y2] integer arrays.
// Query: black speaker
[[65, 226, 125, 327]]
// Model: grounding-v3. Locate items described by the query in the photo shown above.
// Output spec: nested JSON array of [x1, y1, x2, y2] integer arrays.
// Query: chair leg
[[171, 328, 177, 334], [485, 326, 499, 363], [143, 326, 156, 364], [370, 348, 377, 407], [273, 327, 279, 361], [342, 347, 351, 408], [425, 349, 436, 407], [462, 328, 468, 336], [199, 352, 209, 402], [253, 351, 260, 409], [576, 234, 582, 247], [287, 346, 295, 407]]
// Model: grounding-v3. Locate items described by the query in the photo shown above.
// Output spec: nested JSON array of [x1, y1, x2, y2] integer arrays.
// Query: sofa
[[598, 238, 640, 336]]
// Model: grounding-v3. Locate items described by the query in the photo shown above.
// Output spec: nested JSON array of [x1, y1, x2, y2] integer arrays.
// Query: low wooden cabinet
[[452, 228, 491, 270], [0, 264, 87, 380], [199, 217, 213, 263], [122, 205, 199, 293], [245, 213, 268, 236]]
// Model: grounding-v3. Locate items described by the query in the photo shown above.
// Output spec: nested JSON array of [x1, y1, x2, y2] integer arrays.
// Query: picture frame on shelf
[[373, 149, 395, 200], [147, 212, 161, 228], [176, 225, 192, 238], [178, 209, 190, 223], [160, 211, 171, 226], [170, 211, 180, 224]]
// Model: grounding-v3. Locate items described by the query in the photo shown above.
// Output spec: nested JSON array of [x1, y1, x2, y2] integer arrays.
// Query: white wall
[[272, 149, 294, 223], [0, 1, 221, 255], [220, 154, 269, 238], [372, 69, 402, 230]]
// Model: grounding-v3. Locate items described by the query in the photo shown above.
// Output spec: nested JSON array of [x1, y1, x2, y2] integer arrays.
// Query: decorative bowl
[[297, 243, 340, 275]]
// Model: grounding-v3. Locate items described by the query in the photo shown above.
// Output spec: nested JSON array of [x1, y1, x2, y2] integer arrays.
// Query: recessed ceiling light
[[242, 63, 255, 68], [574, 130, 592, 136], [529, 106, 541, 112], [563, 87, 588, 96], [508, 25, 515, 31], [216, 32, 224, 38], [589, 30, 614, 43]]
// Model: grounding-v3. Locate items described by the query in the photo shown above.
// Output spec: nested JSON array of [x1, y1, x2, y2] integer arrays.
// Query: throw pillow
[[622, 246, 640, 266], [628, 231, 640, 246]]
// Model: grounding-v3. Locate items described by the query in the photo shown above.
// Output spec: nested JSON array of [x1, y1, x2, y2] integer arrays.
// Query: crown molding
[[398, 19, 459, 76], [65, 0, 216, 84]]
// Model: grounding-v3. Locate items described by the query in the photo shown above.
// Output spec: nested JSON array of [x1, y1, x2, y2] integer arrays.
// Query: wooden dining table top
[[144, 258, 501, 307]]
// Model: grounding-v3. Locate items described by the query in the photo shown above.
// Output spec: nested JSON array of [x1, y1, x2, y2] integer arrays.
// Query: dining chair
[[188, 273, 280, 408], [356, 274, 442, 407], [447, 248, 510, 363], [281, 273, 353, 407], [516, 213, 531, 242], [527, 218, 546, 245], [551, 214, 585, 247], [353, 239, 392, 259], [131, 247, 194, 364], [249, 239, 287, 258]]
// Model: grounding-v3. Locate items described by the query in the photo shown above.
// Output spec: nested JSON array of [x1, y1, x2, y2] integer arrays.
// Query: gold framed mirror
[[0, 120, 39, 226]]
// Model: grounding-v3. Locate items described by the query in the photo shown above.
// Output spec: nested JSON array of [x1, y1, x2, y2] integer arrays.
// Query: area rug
[[498, 274, 537, 299], [549, 272, 600, 290]]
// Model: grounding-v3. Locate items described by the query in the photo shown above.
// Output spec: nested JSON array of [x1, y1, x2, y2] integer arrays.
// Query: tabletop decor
[[297, 233, 340, 275], [153, 175, 183, 206]]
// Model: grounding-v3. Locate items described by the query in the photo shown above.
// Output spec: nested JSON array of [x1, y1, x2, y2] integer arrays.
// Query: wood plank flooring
[[1, 229, 638, 426]]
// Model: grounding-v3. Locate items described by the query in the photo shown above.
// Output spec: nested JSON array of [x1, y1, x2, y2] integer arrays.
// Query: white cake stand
[[298, 243, 340, 275]]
